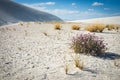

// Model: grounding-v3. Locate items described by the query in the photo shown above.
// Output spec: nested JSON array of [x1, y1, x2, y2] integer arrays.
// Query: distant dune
[[70, 16, 120, 24], [0, 0, 63, 26]]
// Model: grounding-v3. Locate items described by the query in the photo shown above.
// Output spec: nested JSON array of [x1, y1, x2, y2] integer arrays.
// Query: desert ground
[[0, 22, 120, 80]]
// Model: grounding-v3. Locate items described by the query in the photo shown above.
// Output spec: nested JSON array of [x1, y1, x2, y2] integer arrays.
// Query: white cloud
[[88, 9, 94, 11], [45, 2, 55, 5], [92, 2, 104, 6], [51, 9, 79, 15], [26, 2, 55, 7], [72, 3, 76, 6]]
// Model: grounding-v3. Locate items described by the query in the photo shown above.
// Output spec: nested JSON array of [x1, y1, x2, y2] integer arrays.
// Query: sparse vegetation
[[54, 23, 61, 30], [115, 26, 119, 32], [5, 27, 11, 31], [6, 27, 9, 30], [43, 32, 48, 36], [19, 22, 24, 26], [65, 63, 69, 74], [64, 55, 69, 74], [85, 24, 105, 32], [115, 26, 120, 32], [106, 24, 120, 32], [18, 47, 22, 51], [114, 59, 119, 67], [35, 22, 41, 24], [26, 22, 30, 27], [71, 25, 80, 30], [13, 28, 16, 31], [24, 30, 28, 36], [106, 24, 115, 30], [72, 54, 83, 69], [71, 33, 107, 56]]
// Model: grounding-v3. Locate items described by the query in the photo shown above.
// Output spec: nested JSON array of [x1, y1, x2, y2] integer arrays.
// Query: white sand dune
[[69, 16, 120, 24], [0, 0, 62, 26], [0, 22, 120, 80]]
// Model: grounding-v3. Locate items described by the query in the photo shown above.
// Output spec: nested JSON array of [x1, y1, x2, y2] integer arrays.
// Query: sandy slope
[[0, 0, 62, 26], [69, 16, 120, 24], [0, 22, 120, 80]]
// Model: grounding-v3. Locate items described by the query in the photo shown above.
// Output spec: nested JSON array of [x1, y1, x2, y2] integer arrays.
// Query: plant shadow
[[82, 67, 98, 74], [102, 31, 118, 34], [97, 52, 120, 60], [94, 31, 117, 34], [68, 67, 97, 78]]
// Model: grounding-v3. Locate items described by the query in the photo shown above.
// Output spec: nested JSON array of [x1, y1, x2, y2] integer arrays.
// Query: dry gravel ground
[[0, 22, 120, 80]]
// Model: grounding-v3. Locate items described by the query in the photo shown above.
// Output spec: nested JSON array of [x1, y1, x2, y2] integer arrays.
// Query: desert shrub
[[64, 63, 69, 74], [35, 22, 41, 24], [24, 30, 28, 36], [85, 24, 105, 32], [13, 28, 16, 31], [71, 33, 107, 56], [113, 25, 120, 32], [54, 23, 61, 30], [106, 24, 120, 32], [115, 26, 120, 32], [5, 28, 11, 31], [71, 25, 80, 30], [19, 22, 24, 26], [85, 25, 95, 32], [64, 55, 69, 74], [106, 24, 115, 30], [114, 59, 119, 67], [18, 47, 22, 51], [6, 27, 9, 30], [43, 32, 48, 36], [71, 54, 83, 69]]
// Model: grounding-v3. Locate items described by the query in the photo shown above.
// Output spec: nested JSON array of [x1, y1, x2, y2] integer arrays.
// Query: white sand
[[0, 22, 120, 80], [69, 16, 120, 25]]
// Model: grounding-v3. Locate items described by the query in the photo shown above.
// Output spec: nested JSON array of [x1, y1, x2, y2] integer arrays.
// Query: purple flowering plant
[[71, 33, 107, 56]]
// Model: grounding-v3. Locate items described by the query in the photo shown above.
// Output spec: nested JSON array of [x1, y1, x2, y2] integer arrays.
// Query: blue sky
[[13, 0, 120, 21]]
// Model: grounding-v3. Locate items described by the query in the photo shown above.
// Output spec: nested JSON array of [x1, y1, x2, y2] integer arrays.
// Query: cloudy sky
[[13, 0, 120, 21]]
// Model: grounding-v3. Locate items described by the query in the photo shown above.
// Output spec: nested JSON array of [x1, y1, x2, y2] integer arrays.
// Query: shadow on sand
[[94, 31, 118, 34], [68, 68, 98, 77], [102, 31, 119, 34], [97, 52, 120, 60]]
